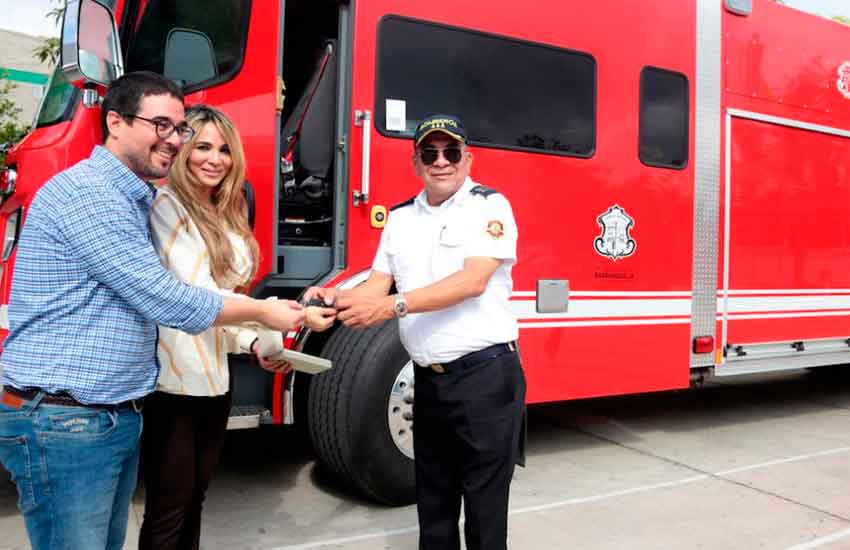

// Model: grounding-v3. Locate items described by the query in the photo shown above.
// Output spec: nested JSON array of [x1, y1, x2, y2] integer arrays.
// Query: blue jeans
[[0, 391, 143, 550]]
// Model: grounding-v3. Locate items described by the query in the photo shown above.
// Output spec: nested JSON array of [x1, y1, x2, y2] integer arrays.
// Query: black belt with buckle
[[418, 342, 517, 374], [2, 385, 144, 412]]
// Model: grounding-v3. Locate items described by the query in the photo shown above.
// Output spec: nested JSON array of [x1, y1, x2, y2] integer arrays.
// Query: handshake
[[256, 286, 400, 334], [303, 286, 403, 330], [287, 286, 402, 332]]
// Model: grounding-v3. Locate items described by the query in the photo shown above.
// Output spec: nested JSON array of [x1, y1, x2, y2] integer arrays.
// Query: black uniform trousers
[[413, 344, 526, 550]]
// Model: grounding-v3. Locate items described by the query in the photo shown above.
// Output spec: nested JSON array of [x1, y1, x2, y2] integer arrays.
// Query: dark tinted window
[[125, 0, 250, 91], [376, 17, 596, 157], [639, 67, 689, 169]]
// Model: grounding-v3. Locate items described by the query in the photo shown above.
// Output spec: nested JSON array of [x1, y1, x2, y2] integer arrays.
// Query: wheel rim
[[387, 360, 415, 459]]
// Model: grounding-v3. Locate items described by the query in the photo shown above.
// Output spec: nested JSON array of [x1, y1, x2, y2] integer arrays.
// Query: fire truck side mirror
[[164, 28, 218, 88], [60, 0, 124, 89]]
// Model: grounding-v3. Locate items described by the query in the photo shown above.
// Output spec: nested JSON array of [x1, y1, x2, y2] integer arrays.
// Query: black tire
[[308, 321, 415, 505]]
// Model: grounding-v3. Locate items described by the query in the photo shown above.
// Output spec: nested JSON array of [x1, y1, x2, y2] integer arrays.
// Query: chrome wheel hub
[[387, 360, 415, 459]]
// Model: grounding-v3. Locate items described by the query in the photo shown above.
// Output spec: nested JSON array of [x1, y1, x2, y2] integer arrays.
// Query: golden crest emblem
[[486, 220, 505, 239]]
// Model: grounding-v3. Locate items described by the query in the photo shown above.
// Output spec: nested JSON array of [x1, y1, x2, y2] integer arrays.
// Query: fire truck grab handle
[[353, 109, 371, 206]]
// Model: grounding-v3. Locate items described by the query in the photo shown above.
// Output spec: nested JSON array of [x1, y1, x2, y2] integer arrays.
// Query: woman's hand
[[304, 306, 337, 332], [258, 357, 294, 374], [302, 286, 338, 307], [251, 340, 294, 374]]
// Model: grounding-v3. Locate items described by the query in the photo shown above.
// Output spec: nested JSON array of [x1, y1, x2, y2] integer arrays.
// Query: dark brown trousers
[[138, 390, 231, 550]]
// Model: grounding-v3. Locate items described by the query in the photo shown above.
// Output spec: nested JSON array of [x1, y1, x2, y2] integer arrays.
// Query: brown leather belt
[[2, 385, 143, 412], [418, 341, 517, 374]]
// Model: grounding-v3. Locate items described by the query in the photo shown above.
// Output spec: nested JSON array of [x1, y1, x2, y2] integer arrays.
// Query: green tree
[[0, 75, 28, 166], [33, 38, 60, 66], [33, 1, 67, 66]]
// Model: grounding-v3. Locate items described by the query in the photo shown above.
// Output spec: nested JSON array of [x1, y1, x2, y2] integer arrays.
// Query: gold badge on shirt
[[486, 220, 505, 239]]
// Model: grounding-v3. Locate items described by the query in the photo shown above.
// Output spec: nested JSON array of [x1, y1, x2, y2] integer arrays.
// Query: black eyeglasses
[[418, 146, 463, 165], [125, 114, 195, 143]]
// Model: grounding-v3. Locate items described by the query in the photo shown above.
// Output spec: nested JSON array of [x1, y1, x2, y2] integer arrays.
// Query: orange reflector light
[[693, 336, 714, 354]]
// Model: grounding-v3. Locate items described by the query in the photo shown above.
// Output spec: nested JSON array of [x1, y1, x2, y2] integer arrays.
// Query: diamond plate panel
[[691, 0, 722, 367]]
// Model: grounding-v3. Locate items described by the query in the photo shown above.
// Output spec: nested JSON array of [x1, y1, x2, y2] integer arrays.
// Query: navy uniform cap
[[413, 114, 467, 146]]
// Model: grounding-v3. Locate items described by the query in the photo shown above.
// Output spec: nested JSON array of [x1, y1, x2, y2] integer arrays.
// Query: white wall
[[0, 29, 52, 127]]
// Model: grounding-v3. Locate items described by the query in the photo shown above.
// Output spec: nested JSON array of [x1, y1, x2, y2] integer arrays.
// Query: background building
[[0, 29, 51, 128]]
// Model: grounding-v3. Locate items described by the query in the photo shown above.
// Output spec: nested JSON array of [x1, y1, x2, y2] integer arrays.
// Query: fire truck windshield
[[125, 0, 251, 92]]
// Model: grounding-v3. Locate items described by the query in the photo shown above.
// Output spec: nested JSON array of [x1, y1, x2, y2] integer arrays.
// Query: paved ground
[[5, 370, 850, 549]]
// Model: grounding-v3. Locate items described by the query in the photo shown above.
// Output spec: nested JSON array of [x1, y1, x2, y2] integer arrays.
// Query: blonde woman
[[140, 105, 334, 550]]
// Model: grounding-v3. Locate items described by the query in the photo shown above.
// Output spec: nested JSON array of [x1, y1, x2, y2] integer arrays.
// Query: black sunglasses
[[418, 146, 463, 165]]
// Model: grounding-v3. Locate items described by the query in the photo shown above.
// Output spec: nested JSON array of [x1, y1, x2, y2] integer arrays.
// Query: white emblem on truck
[[837, 61, 850, 100], [594, 205, 636, 261]]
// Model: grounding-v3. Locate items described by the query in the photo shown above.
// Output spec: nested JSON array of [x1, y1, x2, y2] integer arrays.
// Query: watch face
[[394, 297, 408, 317]]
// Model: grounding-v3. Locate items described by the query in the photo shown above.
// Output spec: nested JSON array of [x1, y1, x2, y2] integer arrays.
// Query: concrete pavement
[[4, 370, 850, 548]]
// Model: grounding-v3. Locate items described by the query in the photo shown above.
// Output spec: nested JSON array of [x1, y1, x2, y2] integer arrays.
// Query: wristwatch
[[393, 294, 409, 318]]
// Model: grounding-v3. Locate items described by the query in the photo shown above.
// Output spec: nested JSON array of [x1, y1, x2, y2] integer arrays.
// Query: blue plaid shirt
[[0, 146, 223, 404]]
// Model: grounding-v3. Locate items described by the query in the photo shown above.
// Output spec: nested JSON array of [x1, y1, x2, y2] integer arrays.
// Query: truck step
[[716, 349, 850, 377], [226, 405, 271, 430]]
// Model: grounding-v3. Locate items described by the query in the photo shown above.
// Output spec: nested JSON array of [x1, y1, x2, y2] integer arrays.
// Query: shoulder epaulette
[[390, 196, 416, 211], [470, 185, 499, 198]]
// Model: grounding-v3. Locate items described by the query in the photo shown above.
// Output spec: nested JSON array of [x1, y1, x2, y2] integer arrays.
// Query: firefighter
[[308, 114, 526, 550]]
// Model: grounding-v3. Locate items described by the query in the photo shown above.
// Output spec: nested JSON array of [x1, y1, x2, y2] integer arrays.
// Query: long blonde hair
[[168, 105, 259, 288]]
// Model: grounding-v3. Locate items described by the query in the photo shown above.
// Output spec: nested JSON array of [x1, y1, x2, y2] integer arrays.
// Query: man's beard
[[127, 144, 176, 180]]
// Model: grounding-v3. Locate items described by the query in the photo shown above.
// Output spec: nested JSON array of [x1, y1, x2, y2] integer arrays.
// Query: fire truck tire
[[308, 321, 415, 506]]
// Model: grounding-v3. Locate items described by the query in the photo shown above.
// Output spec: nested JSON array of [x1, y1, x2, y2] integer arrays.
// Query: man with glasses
[[0, 71, 305, 550], [309, 114, 526, 550]]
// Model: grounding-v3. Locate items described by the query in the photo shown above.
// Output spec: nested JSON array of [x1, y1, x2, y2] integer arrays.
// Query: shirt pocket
[[433, 224, 466, 280]]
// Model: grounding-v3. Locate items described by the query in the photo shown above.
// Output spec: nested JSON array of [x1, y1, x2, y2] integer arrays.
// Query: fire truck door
[[718, 3, 850, 374], [126, 0, 283, 278]]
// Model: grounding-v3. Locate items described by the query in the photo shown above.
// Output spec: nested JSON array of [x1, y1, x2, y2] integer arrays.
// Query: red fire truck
[[2, 0, 850, 504]]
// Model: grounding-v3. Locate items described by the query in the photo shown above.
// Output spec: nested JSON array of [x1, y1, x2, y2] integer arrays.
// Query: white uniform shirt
[[372, 177, 519, 365], [149, 186, 258, 396]]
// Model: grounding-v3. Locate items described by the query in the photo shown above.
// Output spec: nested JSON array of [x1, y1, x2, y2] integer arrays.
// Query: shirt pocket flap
[[439, 225, 464, 247]]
